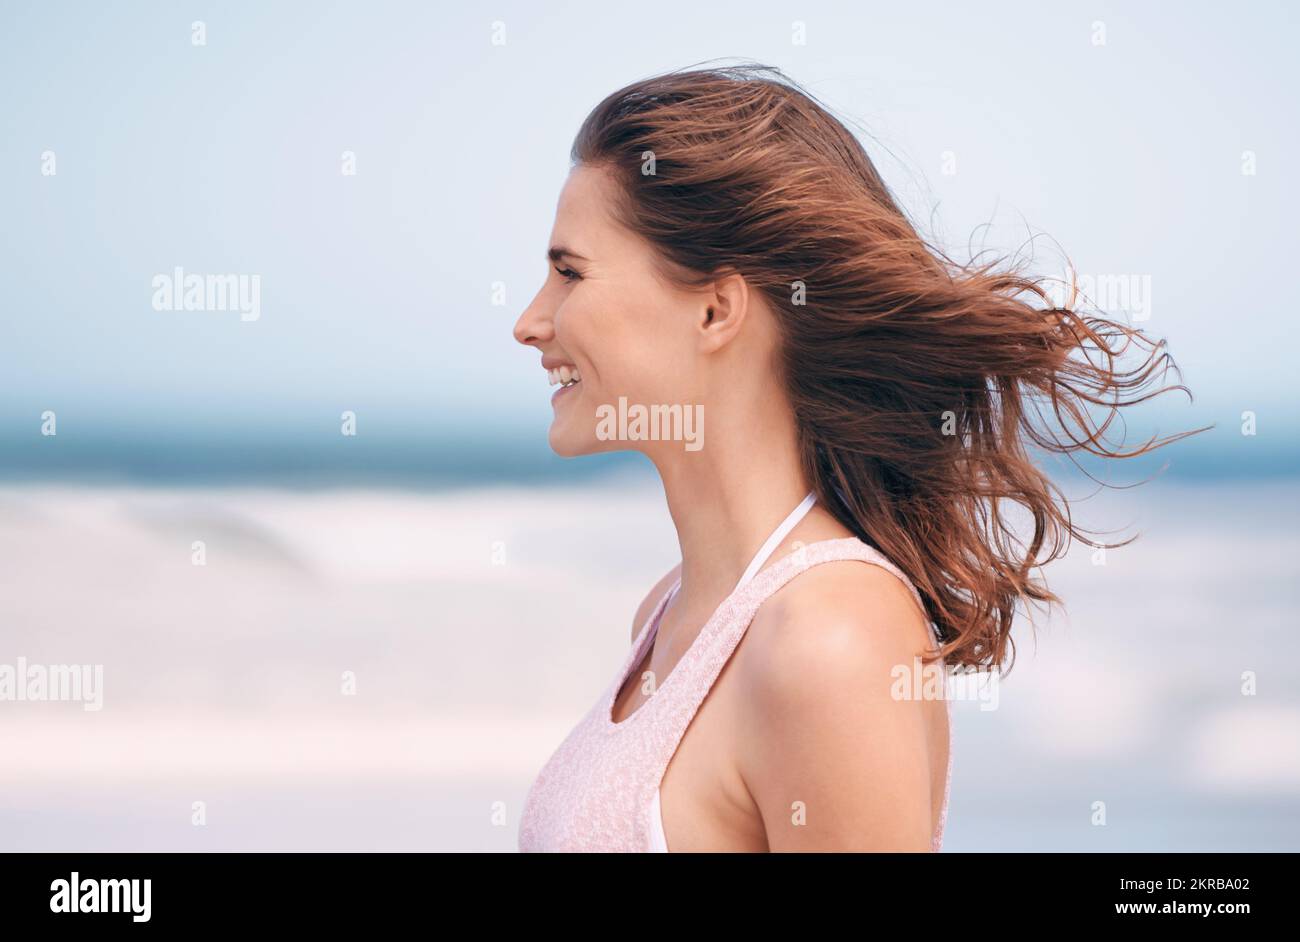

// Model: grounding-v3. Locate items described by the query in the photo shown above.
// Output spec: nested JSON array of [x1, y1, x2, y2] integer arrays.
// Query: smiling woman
[[512, 62, 1199, 853]]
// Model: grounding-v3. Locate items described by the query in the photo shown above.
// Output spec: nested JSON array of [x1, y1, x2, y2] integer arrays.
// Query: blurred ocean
[[1, 464, 1297, 851]]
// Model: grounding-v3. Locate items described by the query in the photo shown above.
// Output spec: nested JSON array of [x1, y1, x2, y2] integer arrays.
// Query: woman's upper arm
[[735, 564, 938, 851]]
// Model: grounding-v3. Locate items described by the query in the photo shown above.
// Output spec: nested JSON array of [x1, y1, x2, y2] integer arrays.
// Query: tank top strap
[[753, 538, 930, 626], [645, 491, 815, 650], [648, 535, 939, 776], [740, 537, 940, 650]]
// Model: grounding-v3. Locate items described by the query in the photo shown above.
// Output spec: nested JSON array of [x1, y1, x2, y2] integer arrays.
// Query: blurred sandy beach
[[1, 475, 1297, 851]]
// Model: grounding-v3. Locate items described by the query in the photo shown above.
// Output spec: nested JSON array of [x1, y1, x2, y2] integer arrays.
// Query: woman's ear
[[697, 271, 748, 353]]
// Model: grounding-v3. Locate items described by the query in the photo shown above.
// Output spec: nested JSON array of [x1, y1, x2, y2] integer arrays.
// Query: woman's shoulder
[[743, 552, 936, 697], [734, 554, 947, 851], [629, 563, 682, 644]]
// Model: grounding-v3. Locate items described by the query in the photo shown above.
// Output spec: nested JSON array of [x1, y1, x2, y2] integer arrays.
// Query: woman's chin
[[547, 422, 614, 458], [547, 424, 593, 458]]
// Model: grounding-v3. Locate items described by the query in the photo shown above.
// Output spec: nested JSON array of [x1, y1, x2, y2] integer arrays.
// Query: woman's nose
[[513, 289, 555, 347]]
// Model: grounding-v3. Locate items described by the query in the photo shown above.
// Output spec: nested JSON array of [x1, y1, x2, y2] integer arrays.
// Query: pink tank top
[[518, 493, 954, 852]]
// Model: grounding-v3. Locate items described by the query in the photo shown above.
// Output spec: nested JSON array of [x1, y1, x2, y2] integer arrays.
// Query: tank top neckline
[[605, 491, 825, 729]]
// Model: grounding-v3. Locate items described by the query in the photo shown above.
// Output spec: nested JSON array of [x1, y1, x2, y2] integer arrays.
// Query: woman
[[513, 63, 1192, 852]]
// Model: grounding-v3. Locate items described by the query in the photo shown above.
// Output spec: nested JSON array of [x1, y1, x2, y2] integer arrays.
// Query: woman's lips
[[551, 379, 580, 404]]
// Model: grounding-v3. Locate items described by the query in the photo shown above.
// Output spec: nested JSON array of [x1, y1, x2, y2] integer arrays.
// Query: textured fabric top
[[518, 536, 953, 852]]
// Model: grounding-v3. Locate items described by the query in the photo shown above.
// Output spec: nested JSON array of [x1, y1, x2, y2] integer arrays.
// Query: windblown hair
[[572, 62, 1199, 673]]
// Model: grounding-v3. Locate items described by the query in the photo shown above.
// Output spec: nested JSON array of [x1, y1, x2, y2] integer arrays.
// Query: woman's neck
[[649, 400, 811, 607]]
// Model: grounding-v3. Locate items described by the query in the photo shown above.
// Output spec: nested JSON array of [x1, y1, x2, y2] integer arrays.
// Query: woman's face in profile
[[513, 164, 701, 457]]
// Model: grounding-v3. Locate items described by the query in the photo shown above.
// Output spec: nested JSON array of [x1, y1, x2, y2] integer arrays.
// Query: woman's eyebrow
[[548, 245, 590, 263]]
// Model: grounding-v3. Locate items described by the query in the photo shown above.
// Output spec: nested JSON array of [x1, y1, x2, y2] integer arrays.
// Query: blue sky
[[1, 1, 1295, 480]]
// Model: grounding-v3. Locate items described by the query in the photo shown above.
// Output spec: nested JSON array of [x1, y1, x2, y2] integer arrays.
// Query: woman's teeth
[[547, 366, 582, 388]]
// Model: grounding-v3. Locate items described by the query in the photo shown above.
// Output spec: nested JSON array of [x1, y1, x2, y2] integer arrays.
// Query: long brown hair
[[572, 62, 1200, 672]]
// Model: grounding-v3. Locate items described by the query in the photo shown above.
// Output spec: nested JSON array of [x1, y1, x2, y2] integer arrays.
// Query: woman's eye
[[553, 266, 581, 282]]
